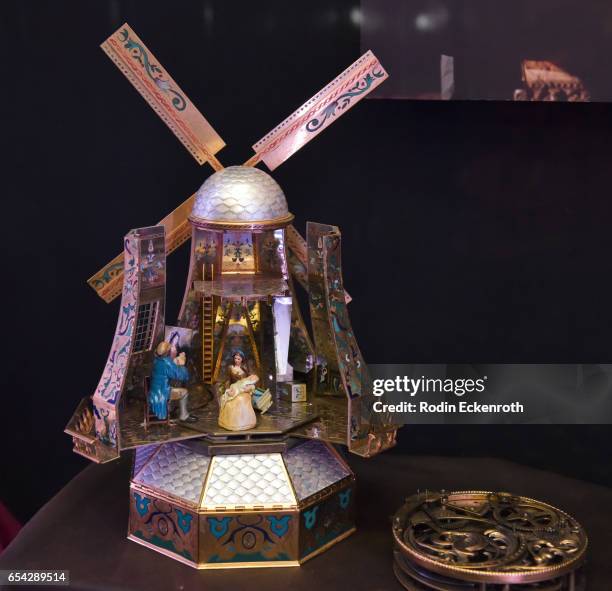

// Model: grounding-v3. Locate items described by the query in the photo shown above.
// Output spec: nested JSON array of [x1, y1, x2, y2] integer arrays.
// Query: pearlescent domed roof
[[190, 166, 291, 226]]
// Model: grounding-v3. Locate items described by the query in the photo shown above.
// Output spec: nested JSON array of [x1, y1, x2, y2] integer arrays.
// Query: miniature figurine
[[149, 341, 197, 422], [217, 351, 273, 430], [218, 374, 259, 431], [226, 349, 250, 383]]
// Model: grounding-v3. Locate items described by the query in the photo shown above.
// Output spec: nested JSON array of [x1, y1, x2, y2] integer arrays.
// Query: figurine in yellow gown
[[218, 350, 259, 431], [218, 374, 259, 431]]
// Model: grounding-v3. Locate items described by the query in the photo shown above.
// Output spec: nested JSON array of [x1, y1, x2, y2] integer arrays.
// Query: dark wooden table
[[2, 452, 610, 590]]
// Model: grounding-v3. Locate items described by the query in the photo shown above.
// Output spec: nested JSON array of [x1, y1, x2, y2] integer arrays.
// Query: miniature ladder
[[202, 264, 215, 384]]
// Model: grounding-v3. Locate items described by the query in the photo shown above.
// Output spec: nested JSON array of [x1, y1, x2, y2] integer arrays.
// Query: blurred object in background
[[0, 501, 21, 554], [514, 60, 590, 102], [362, 0, 612, 101], [440, 54, 454, 100]]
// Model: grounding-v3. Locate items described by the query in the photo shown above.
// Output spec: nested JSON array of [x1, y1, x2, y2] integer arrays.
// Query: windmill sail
[[250, 51, 388, 170], [101, 23, 225, 167], [89, 41, 387, 303]]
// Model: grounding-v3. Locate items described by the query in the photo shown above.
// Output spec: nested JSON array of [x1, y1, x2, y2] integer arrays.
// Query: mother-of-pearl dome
[[190, 165, 291, 226]]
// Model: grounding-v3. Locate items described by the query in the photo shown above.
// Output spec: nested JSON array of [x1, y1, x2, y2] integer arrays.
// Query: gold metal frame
[[393, 490, 588, 586], [189, 213, 295, 232], [243, 301, 262, 373], [212, 301, 234, 383]]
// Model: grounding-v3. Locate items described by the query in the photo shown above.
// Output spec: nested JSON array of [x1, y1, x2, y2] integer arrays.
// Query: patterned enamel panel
[[91, 226, 166, 452], [134, 443, 210, 505], [129, 490, 198, 563], [299, 482, 355, 560], [93, 234, 139, 407], [202, 453, 296, 510], [200, 510, 298, 564], [284, 441, 350, 501], [133, 444, 160, 476], [306, 221, 396, 456]]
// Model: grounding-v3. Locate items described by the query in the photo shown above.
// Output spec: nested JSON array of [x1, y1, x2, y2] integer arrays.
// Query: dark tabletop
[[1, 452, 610, 590]]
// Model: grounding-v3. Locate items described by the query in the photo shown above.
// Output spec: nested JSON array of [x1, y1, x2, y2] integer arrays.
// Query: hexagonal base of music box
[[127, 438, 356, 568]]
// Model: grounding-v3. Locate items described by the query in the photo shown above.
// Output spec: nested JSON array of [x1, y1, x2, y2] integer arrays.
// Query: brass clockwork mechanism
[[392, 491, 588, 590]]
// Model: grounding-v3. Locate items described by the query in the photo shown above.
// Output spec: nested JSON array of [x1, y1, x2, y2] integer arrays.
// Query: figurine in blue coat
[[149, 341, 192, 421]]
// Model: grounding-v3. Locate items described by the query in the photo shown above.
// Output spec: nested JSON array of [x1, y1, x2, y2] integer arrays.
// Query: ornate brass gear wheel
[[392, 491, 587, 590]]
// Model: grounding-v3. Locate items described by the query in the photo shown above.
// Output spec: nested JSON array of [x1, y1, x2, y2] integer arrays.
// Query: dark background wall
[[1, 0, 611, 524]]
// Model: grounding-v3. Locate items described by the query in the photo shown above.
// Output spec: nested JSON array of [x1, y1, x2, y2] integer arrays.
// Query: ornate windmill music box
[[65, 24, 396, 569]]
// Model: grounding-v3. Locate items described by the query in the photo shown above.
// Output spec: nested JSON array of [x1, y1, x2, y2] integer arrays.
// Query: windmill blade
[[101, 23, 224, 169], [90, 23, 227, 303], [89, 41, 384, 304], [248, 51, 388, 171]]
